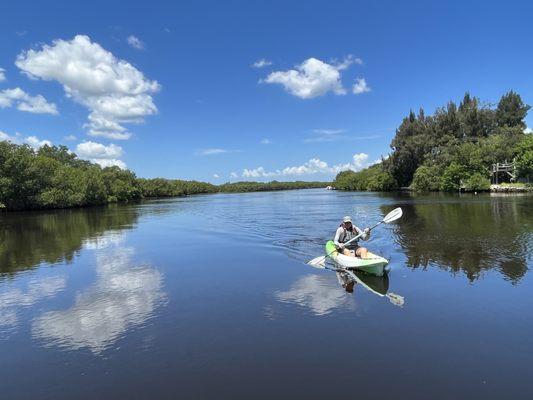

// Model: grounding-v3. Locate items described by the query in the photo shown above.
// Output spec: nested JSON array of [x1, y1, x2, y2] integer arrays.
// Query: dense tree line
[[0, 142, 142, 210], [218, 180, 327, 193], [334, 91, 533, 192], [0, 141, 329, 211], [137, 178, 218, 197]]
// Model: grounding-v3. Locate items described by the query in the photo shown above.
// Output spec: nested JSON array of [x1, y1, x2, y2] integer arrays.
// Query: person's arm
[[333, 227, 344, 248], [355, 226, 370, 241]]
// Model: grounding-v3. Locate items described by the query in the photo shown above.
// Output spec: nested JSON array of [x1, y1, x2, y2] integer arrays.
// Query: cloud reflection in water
[[275, 274, 355, 316], [32, 247, 166, 353], [0, 276, 67, 331]]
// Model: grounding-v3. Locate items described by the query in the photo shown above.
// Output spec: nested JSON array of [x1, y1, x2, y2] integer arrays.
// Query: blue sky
[[0, 0, 532, 182]]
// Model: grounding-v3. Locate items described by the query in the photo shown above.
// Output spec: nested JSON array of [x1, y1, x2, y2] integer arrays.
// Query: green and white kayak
[[325, 240, 389, 277]]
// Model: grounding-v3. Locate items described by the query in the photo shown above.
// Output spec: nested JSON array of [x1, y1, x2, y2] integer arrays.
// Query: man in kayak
[[334, 216, 370, 258]]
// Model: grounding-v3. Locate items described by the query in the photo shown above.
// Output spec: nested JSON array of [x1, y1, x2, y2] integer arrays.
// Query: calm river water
[[1, 190, 532, 399]]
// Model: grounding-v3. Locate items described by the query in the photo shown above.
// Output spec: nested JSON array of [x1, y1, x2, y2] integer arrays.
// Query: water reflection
[[341, 270, 405, 307], [336, 270, 389, 295], [0, 275, 66, 332], [0, 206, 138, 276], [390, 195, 533, 282], [275, 274, 356, 315], [275, 268, 404, 315], [82, 230, 125, 250], [32, 245, 166, 353]]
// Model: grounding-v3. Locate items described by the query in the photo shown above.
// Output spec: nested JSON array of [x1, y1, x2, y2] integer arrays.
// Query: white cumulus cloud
[[264, 57, 347, 99], [0, 87, 58, 114], [252, 58, 273, 68], [0, 131, 15, 141], [524, 127, 532, 134], [76, 141, 125, 169], [260, 138, 271, 144], [15, 35, 160, 140], [241, 153, 371, 179], [91, 158, 127, 169], [0, 131, 52, 149], [353, 78, 371, 94], [127, 35, 144, 50], [330, 153, 370, 173], [25, 135, 52, 149], [242, 166, 278, 178], [76, 141, 123, 159]]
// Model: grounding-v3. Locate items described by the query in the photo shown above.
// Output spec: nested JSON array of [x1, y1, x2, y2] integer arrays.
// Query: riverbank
[[333, 92, 533, 193], [390, 183, 532, 193], [0, 140, 332, 212], [490, 183, 532, 192]]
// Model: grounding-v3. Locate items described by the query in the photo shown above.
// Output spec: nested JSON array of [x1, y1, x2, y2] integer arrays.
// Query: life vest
[[338, 223, 358, 244]]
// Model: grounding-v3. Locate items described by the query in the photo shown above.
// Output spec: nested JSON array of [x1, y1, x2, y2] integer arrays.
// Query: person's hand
[[338, 243, 345, 250], [363, 228, 370, 235]]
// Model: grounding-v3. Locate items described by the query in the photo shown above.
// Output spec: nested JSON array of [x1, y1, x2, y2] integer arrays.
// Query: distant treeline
[[218, 180, 326, 192], [0, 141, 328, 211], [334, 91, 533, 192], [137, 178, 218, 197]]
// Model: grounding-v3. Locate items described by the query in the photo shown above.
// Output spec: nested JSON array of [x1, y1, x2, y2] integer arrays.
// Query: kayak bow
[[325, 240, 389, 276]]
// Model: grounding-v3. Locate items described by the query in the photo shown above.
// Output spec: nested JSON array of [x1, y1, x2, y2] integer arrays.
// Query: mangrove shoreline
[[2, 91, 532, 212], [0, 140, 329, 212]]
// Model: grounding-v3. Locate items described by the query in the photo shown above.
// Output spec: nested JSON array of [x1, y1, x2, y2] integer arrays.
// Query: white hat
[[342, 216, 352, 223]]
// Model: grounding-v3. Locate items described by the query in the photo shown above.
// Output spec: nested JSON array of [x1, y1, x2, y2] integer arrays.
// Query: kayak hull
[[325, 240, 389, 277]]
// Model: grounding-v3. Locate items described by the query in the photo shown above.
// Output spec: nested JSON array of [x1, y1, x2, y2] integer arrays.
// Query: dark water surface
[[1, 190, 532, 399]]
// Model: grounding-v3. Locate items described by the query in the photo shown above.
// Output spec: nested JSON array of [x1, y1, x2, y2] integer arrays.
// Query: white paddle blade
[[307, 255, 326, 267], [383, 207, 403, 224]]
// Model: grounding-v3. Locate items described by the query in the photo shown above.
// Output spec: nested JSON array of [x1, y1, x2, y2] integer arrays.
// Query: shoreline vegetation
[[2, 91, 532, 212], [333, 91, 533, 193], [0, 140, 328, 211]]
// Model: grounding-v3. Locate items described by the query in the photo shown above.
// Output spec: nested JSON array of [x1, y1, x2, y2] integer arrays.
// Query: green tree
[[411, 165, 441, 191], [496, 91, 530, 129], [387, 109, 432, 186], [102, 167, 142, 202], [515, 134, 533, 179], [463, 173, 491, 191], [440, 162, 468, 191]]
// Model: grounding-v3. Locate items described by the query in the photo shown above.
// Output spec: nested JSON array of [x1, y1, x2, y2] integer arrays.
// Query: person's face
[[345, 221, 352, 228]]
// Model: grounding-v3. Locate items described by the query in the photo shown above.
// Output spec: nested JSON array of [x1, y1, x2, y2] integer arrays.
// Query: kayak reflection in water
[[335, 269, 404, 307], [333, 216, 371, 258], [336, 270, 356, 292]]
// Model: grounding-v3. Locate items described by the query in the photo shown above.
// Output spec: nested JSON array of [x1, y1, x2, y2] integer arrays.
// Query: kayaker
[[334, 216, 370, 258]]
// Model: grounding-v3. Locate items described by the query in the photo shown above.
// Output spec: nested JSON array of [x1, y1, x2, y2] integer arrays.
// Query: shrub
[[412, 165, 441, 191], [440, 162, 468, 191], [515, 134, 533, 179], [463, 173, 491, 191], [333, 164, 396, 191]]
